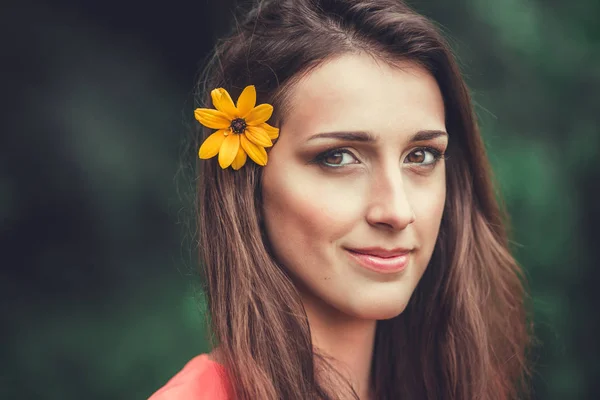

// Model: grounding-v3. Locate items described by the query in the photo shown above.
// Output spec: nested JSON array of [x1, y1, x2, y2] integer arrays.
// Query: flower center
[[230, 118, 247, 134]]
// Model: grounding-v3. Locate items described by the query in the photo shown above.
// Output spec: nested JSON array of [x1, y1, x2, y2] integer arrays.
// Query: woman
[[150, 0, 531, 399]]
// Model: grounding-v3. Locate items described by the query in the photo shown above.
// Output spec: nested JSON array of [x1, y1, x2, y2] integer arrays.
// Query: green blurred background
[[2, 0, 599, 399]]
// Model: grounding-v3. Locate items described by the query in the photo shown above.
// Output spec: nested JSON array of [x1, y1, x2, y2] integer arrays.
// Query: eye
[[315, 149, 359, 168], [404, 147, 443, 166]]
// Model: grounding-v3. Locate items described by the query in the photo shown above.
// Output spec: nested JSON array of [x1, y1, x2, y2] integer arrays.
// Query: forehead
[[282, 53, 446, 140]]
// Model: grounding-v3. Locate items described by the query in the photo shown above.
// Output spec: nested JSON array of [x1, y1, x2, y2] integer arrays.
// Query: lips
[[346, 247, 411, 258], [345, 247, 412, 274]]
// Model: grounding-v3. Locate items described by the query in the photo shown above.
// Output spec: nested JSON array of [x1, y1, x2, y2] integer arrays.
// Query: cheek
[[413, 184, 445, 221], [408, 173, 446, 253], [261, 169, 362, 264]]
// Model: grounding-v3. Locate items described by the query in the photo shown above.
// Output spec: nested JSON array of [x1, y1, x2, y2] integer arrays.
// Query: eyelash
[[313, 146, 446, 169]]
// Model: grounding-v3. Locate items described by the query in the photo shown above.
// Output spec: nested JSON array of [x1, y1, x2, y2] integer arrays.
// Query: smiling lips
[[346, 247, 412, 274]]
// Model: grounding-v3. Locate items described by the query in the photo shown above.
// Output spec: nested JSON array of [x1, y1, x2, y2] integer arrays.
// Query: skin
[[261, 53, 447, 399]]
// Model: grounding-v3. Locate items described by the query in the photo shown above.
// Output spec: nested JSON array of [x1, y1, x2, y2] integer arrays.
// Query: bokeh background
[[3, 0, 599, 399]]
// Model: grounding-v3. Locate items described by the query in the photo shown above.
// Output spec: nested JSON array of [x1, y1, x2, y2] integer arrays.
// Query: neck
[[302, 292, 376, 400]]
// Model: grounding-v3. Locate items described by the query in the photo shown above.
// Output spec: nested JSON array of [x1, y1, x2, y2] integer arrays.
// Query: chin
[[342, 292, 413, 321], [360, 304, 409, 321]]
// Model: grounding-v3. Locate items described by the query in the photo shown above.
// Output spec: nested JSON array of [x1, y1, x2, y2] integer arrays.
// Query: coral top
[[149, 354, 231, 400]]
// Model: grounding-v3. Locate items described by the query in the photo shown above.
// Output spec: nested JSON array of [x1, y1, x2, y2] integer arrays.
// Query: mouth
[[345, 247, 412, 274]]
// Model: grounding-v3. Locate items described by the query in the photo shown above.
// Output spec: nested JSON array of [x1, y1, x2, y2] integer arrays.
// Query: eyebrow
[[307, 129, 448, 143]]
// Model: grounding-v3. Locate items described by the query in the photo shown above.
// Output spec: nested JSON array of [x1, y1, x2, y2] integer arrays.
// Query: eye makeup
[[310, 145, 446, 170]]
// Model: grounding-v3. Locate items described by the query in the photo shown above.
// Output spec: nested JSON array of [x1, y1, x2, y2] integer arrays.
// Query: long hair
[[195, 0, 531, 398]]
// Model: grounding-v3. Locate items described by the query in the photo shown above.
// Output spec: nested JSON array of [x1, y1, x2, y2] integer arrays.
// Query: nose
[[365, 169, 415, 231]]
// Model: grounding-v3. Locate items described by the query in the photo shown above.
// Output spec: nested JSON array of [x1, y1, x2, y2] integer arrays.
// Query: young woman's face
[[262, 53, 447, 320]]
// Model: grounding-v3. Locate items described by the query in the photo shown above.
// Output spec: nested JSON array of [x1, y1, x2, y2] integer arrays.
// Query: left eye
[[404, 148, 440, 165]]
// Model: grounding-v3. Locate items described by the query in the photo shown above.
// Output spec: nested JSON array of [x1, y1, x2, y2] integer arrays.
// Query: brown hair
[[194, 0, 532, 398]]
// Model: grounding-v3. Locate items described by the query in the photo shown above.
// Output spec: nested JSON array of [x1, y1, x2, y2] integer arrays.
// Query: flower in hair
[[194, 85, 280, 169]]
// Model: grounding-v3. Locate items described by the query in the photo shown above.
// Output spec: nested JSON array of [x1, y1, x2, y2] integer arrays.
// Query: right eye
[[315, 149, 360, 168]]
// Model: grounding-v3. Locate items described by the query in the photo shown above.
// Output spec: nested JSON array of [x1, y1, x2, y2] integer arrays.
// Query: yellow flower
[[194, 85, 280, 170]]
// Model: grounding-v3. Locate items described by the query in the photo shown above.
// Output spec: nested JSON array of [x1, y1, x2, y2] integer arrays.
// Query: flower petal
[[218, 134, 240, 169], [259, 122, 280, 139], [194, 108, 231, 129], [211, 88, 238, 120], [236, 85, 256, 118], [198, 129, 227, 159], [245, 104, 273, 126], [240, 134, 268, 166], [231, 146, 247, 170], [244, 126, 273, 147]]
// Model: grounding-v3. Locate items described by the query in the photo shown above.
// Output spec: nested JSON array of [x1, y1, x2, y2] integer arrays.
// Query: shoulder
[[148, 354, 232, 400]]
